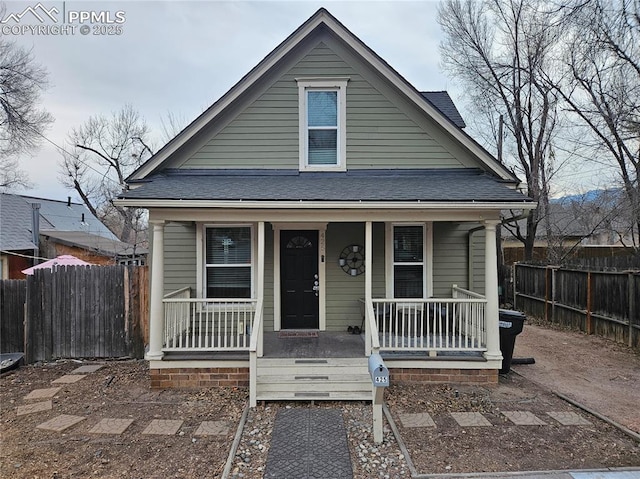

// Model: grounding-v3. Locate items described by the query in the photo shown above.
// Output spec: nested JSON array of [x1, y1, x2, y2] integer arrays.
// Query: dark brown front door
[[281, 230, 319, 329]]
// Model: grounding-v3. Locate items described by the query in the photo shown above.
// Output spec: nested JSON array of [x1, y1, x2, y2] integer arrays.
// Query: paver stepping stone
[[547, 411, 592, 426], [265, 408, 353, 479], [17, 400, 52, 416], [71, 365, 104, 374], [52, 374, 86, 384], [142, 419, 183, 435], [502, 411, 547, 425], [89, 418, 134, 434], [36, 414, 85, 432], [24, 387, 61, 400], [398, 412, 436, 428], [450, 412, 492, 427], [194, 421, 229, 436]]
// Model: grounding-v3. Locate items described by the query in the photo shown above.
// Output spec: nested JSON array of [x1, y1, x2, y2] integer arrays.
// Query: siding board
[[164, 222, 197, 295], [179, 37, 467, 171]]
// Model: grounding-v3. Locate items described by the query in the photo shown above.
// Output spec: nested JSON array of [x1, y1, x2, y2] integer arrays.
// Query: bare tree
[[438, 0, 563, 260], [543, 190, 624, 263], [551, 0, 640, 254], [0, 7, 52, 190], [0, 156, 31, 190], [59, 105, 153, 244], [159, 110, 189, 144]]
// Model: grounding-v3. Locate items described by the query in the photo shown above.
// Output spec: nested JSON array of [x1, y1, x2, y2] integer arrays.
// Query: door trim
[[272, 223, 327, 331]]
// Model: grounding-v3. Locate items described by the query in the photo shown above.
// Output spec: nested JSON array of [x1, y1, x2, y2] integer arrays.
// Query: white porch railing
[[369, 287, 487, 354], [249, 297, 265, 407], [163, 290, 257, 351]]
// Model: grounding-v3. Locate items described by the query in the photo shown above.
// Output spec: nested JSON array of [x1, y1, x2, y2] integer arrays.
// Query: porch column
[[365, 221, 372, 355], [257, 221, 265, 358], [147, 220, 165, 360], [483, 220, 502, 362]]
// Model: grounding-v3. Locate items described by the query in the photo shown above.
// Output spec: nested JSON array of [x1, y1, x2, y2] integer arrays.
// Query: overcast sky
[[5, 0, 606, 202]]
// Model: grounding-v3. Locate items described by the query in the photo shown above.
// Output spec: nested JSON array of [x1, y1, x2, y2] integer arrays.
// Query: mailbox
[[368, 353, 389, 387]]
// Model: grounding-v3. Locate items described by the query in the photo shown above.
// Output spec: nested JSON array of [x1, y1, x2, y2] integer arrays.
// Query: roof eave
[[114, 198, 537, 210]]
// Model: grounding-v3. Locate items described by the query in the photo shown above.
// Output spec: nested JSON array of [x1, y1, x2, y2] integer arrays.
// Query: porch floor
[[263, 331, 365, 358]]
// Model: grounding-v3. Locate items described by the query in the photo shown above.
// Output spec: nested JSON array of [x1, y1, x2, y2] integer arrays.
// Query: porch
[[160, 286, 488, 360], [159, 286, 493, 403], [145, 219, 504, 404]]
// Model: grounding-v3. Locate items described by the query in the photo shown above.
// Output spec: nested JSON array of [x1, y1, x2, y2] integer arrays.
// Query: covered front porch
[[159, 286, 490, 360], [145, 214, 504, 404]]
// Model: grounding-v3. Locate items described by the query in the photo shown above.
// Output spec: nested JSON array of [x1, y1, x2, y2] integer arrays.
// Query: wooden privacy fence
[[0, 265, 149, 362], [1, 279, 27, 353], [513, 263, 639, 349]]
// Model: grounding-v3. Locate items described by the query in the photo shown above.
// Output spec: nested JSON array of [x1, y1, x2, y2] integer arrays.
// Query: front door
[[281, 230, 319, 329]]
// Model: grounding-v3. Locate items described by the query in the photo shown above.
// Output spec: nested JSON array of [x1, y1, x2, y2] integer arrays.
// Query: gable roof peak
[[126, 7, 517, 184]]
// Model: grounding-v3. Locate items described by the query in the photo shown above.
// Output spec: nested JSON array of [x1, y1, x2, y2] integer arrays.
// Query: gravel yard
[[2, 323, 639, 479]]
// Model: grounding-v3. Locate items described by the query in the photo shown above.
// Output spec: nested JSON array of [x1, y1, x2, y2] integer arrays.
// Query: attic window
[[297, 78, 348, 171]]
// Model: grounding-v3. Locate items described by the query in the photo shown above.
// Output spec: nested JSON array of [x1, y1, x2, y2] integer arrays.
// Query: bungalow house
[[117, 9, 535, 405]]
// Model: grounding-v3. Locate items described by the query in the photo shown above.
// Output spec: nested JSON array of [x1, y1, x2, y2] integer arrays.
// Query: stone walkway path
[[16, 363, 229, 437], [399, 410, 592, 428]]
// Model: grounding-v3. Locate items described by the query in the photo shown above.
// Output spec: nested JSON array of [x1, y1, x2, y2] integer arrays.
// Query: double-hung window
[[392, 225, 428, 298], [297, 78, 348, 171], [205, 226, 252, 298]]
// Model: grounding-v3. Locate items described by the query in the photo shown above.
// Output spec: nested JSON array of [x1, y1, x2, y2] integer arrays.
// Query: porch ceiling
[[120, 168, 533, 204]]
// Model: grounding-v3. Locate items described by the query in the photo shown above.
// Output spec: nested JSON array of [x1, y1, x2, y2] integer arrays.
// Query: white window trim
[[197, 223, 256, 299], [385, 222, 433, 299], [297, 77, 348, 172]]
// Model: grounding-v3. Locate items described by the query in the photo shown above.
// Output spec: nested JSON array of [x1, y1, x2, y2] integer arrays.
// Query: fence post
[[512, 263, 517, 309], [23, 301, 30, 363], [629, 272, 636, 348], [586, 271, 592, 335], [544, 266, 550, 322], [551, 267, 558, 324]]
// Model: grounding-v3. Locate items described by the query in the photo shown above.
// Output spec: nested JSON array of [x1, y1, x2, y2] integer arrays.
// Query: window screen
[[307, 90, 337, 165], [205, 227, 252, 298]]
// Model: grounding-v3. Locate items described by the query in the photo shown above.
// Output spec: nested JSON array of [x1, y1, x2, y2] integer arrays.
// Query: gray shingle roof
[[121, 169, 531, 203], [421, 92, 466, 129], [1, 193, 118, 251], [42, 231, 146, 256], [0, 193, 38, 250]]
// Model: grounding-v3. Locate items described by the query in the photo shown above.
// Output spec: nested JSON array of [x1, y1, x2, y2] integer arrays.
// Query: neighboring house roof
[[420, 92, 466, 129], [21, 195, 119, 240], [503, 190, 625, 245], [123, 169, 531, 205], [125, 8, 516, 184], [0, 193, 38, 250], [42, 231, 145, 257], [0, 193, 124, 253]]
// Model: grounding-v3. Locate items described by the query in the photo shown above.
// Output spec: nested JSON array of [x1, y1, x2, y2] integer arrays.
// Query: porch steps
[[255, 357, 372, 401]]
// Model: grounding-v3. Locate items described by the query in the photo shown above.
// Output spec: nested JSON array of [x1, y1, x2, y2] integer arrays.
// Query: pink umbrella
[[22, 255, 92, 275]]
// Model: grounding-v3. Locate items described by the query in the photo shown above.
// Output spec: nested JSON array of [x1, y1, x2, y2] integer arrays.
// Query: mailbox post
[[368, 353, 389, 444]]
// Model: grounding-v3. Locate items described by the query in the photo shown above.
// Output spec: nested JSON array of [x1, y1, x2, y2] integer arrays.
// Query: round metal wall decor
[[339, 244, 364, 276]]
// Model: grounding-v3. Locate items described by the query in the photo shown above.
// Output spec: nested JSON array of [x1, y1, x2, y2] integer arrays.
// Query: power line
[[29, 127, 123, 187], [1, 250, 51, 261]]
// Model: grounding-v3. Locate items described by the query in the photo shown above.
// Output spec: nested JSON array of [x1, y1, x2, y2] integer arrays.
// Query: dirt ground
[[1, 323, 639, 479], [0, 360, 247, 479], [387, 376, 640, 475], [512, 321, 640, 434]]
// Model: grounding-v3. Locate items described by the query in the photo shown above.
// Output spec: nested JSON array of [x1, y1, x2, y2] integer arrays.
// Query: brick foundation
[[150, 366, 497, 389], [150, 367, 249, 389], [390, 368, 498, 385]]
